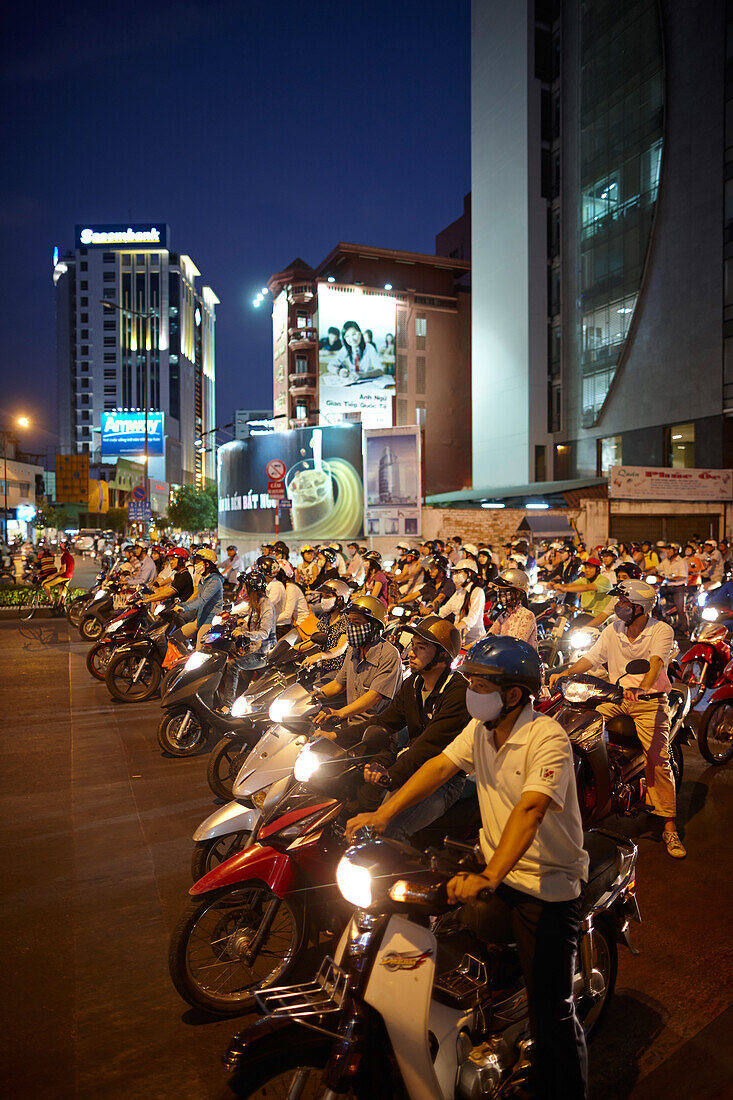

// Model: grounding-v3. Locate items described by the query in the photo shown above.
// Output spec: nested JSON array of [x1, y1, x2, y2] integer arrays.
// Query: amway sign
[[101, 411, 165, 456]]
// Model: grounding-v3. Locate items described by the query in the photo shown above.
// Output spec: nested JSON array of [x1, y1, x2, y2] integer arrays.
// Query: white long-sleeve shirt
[[278, 582, 309, 625], [266, 578, 286, 618], [439, 585, 486, 645]]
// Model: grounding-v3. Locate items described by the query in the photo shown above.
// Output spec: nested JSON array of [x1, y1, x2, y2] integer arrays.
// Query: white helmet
[[494, 567, 530, 594], [613, 579, 657, 614], [452, 558, 479, 574], [462, 543, 479, 558]]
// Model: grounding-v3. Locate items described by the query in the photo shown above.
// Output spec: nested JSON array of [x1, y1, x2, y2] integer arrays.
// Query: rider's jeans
[[462, 884, 587, 1100], [597, 698, 676, 818], [381, 774, 465, 843]]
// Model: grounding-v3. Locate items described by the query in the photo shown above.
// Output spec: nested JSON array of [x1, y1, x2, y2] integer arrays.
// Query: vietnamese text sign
[[101, 410, 164, 456], [609, 465, 733, 501], [363, 426, 422, 538], [128, 501, 152, 522]]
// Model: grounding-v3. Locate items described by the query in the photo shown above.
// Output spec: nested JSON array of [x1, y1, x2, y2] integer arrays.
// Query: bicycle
[[17, 577, 71, 621]]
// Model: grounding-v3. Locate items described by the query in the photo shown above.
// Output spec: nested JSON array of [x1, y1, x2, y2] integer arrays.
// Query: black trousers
[[462, 883, 587, 1100]]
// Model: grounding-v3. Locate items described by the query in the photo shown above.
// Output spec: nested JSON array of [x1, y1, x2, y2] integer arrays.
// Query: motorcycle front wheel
[[575, 917, 618, 1040], [680, 659, 709, 707], [697, 700, 733, 765], [86, 640, 115, 680], [191, 831, 252, 881], [79, 615, 103, 641], [168, 881, 304, 1015], [157, 708, 208, 756], [66, 595, 89, 628], [106, 653, 162, 702], [221, 1030, 372, 1098], [207, 735, 252, 801]]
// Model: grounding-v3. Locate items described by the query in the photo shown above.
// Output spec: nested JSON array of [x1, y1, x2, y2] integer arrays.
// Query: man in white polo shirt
[[551, 577, 685, 860], [346, 635, 589, 1100]]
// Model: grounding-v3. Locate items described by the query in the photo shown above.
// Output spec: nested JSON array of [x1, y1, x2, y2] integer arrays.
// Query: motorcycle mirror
[[625, 659, 651, 675], [310, 631, 329, 648]]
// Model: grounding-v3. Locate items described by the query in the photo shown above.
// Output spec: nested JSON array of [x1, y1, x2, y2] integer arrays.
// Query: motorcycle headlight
[[153, 602, 165, 615], [698, 592, 707, 607], [268, 697, 294, 724], [391, 606, 406, 618], [532, 583, 546, 595], [294, 744, 321, 783], [569, 631, 593, 650], [231, 695, 253, 718], [106, 619, 123, 633], [562, 681, 604, 703], [93, 589, 108, 601], [702, 607, 719, 621], [336, 856, 372, 909], [185, 652, 210, 671], [211, 614, 224, 626], [646, 575, 657, 584]]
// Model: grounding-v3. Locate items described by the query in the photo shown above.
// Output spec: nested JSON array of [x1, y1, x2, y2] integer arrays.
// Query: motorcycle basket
[[255, 955, 349, 1039]]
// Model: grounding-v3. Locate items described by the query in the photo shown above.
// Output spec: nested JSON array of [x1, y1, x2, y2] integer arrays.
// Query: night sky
[[0, 0, 469, 459]]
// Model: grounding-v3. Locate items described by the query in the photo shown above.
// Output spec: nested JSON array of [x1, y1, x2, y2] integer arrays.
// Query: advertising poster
[[317, 284, 396, 429], [218, 424, 364, 542], [101, 410, 165, 456], [363, 426, 422, 538], [609, 465, 733, 501]]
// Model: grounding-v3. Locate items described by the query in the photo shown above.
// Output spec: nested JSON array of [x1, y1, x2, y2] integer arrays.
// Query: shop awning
[[425, 477, 607, 507], [517, 514, 575, 537]]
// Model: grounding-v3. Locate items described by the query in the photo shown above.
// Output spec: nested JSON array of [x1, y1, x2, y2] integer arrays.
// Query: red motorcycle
[[168, 732, 391, 1016], [679, 613, 731, 706], [696, 657, 733, 765]]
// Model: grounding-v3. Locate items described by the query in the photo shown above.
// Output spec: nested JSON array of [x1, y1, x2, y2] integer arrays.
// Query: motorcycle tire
[[86, 640, 115, 681], [157, 708, 209, 757], [576, 916, 618, 1041], [191, 831, 252, 882], [79, 615, 103, 641], [220, 1025, 374, 1098], [679, 659, 709, 707], [168, 881, 305, 1016], [670, 738, 684, 789], [106, 653, 162, 703], [67, 595, 90, 628], [207, 735, 252, 801], [697, 700, 733, 765]]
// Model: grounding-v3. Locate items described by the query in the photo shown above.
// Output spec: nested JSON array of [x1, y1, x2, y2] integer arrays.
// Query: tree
[[168, 484, 218, 533], [33, 504, 73, 532], [106, 507, 128, 533]]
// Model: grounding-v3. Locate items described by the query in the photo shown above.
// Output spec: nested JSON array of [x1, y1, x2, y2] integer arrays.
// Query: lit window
[[668, 422, 694, 468], [598, 435, 622, 475]]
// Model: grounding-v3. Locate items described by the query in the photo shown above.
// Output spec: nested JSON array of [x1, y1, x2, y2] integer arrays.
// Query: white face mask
[[320, 597, 336, 613], [194, 562, 205, 575], [465, 688, 504, 724], [453, 572, 466, 588]]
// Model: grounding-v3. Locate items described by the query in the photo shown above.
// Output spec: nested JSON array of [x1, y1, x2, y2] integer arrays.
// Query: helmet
[[346, 593, 388, 627], [194, 546, 218, 566], [240, 569, 267, 594], [493, 568, 530, 594], [452, 558, 479, 575], [404, 615, 462, 659], [318, 578, 351, 606], [363, 550, 382, 565], [395, 542, 410, 553], [226, 544, 238, 552], [460, 636, 542, 698], [273, 540, 290, 557], [462, 543, 479, 559], [256, 555, 279, 577], [508, 552, 528, 568], [300, 544, 315, 554], [615, 561, 642, 580], [318, 547, 337, 563], [402, 548, 420, 562], [599, 546, 618, 560], [165, 547, 190, 565], [704, 538, 717, 548], [611, 579, 657, 614], [424, 553, 449, 573], [584, 556, 602, 570]]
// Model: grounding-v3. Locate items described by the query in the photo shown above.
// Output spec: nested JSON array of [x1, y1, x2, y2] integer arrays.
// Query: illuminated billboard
[[363, 426, 422, 537], [218, 425, 363, 542], [75, 223, 170, 249], [101, 410, 165, 456], [317, 284, 396, 429]]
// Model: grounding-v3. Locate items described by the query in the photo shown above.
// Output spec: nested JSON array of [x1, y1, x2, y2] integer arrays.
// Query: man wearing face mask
[[346, 635, 589, 1100], [312, 595, 402, 727], [344, 617, 469, 835], [550, 579, 685, 859]]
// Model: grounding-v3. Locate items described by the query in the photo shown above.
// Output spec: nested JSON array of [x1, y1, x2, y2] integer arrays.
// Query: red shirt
[[60, 550, 75, 579]]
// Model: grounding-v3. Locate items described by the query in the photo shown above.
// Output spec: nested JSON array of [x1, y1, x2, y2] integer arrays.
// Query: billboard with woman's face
[[317, 284, 396, 429], [218, 424, 364, 542]]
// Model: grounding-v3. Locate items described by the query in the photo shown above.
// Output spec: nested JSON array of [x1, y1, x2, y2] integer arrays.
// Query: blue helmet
[[459, 635, 542, 697]]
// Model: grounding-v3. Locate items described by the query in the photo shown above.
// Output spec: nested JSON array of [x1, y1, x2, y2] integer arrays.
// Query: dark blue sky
[[0, 0, 469, 457]]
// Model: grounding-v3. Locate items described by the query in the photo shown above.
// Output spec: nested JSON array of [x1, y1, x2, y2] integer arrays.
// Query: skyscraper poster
[[363, 426, 422, 538], [317, 284, 396, 429]]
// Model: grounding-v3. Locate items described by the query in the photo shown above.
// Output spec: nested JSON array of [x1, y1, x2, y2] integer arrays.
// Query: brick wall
[[421, 506, 581, 549]]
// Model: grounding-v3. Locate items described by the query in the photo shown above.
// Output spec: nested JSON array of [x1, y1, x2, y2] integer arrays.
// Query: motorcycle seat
[[582, 832, 620, 910], [605, 714, 639, 747]]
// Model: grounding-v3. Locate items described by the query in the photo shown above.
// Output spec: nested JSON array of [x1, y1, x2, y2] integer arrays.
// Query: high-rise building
[[470, 0, 732, 494], [53, 223, 218, 487], [267, 243, 471, 496]]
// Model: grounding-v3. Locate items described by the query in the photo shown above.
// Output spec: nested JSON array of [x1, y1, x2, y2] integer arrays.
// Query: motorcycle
[[102, 601, 187, 702], [66, 563, 113, 628], [555, 667, 693, 824], [220, 827, 639, 1098], [696, 656, 733, 765], [85, 597, 165, 680], [170, 731, 393, 1016], [679, 607, 732, 706], [77, 578, 132, 641]]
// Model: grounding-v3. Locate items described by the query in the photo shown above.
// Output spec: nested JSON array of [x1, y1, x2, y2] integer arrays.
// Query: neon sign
[[101, 409, 165, 456], [75, 223, 169, 249]]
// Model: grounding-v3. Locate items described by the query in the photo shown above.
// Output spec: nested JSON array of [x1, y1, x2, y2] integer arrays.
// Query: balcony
[[288, 284, 314, 305], [288, 326, 318, 349], [288, 371, 317, 395]]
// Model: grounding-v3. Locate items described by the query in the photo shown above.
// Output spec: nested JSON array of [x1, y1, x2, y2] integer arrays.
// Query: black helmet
[[459, 636, 542, 698], [402, 548, 420, 562], [255, 554, 279, 577], [424, 553, 449, 573], [615, 561, 642, 580], [226, 544, 238, 552], [363, 550, 382, 564], [404, 615, 461, 659], [318, 547, 337, 563], [273, 540, 290, 557], [240, 569, 267, 595]]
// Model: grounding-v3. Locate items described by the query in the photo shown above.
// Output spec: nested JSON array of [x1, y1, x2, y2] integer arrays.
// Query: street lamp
[[2, 415, 31, 545]]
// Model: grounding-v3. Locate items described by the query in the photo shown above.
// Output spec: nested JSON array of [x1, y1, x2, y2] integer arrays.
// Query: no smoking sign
[[265, 459, 286, 482]]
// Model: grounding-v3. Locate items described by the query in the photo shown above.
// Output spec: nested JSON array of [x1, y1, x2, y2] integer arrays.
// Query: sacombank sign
[[75, 223, 169, 249], [101, 410, 165, 456]]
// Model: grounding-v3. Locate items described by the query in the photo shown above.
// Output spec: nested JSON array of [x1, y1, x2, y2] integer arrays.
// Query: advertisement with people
[[363, 425, 422, 537], [218, 424, 364, 542], [317, 284, 396, 429]]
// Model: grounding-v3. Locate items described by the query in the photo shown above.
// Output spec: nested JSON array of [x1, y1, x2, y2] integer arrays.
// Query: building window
[[103, 272, 116, 283], [80, 313, 89, 323], [81, 344, 89, 355], [80, 378, 90, 389], [415, 315, 427, 351], [103, 252, 115, 263], [415, 355, 426, 394], [81, 411, 90, 422], [81, 395, 90, 406], [81, 329, 89, 339], [597, 434, 622, 475], [535, 445, 547, 482], [122, 254, 131, 266], [104, 337, 115, 347], [80, 261, 88, 271], [102, 288, 116, 299], [295, 356, 308, 374], [104, 353, 116, 363], [296, 313, 308, 329], [666, 422, 695, 468], [104, 369, 116, 379], [295, 403, 308, 419], [103, 319, 115, 331], [104, 400, 116, 410], [80, 297, 88, 307], [80, 361, 89, 372], [80, 280, 88, 290]]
